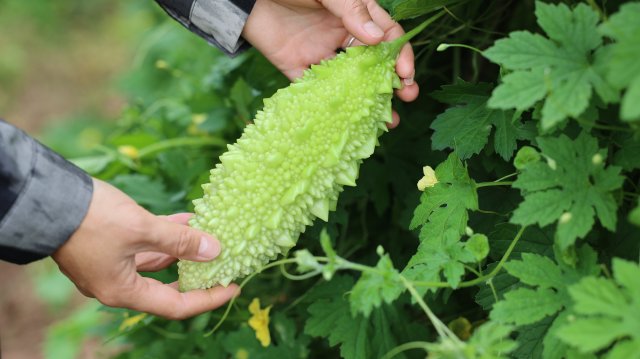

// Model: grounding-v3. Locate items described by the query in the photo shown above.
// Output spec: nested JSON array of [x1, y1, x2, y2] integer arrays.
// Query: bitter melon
[[178, 21, 431, 291]]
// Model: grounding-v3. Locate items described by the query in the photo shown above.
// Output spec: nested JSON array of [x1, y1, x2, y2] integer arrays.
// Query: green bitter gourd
[[179, 21, 433, 291]]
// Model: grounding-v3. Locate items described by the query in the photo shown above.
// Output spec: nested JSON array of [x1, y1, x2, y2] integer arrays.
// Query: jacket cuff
[[0, 127, 93, 264], [155, 0, 256, 56]]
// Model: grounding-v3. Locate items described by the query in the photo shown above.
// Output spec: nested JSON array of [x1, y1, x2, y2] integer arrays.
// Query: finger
[[396, 81, 420, 102], [362, 0, 417, 87], [382, 26, 416, 80], [322, 0, 384, 45], [135, 252, 176, 272], [144, 218, 221, 262], [124, 277, 240, 320], [387, 110, 400, 129], [162, 213, 194, 225], [341, 35, 365, 49]]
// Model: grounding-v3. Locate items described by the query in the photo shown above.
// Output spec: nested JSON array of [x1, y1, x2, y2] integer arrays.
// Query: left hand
[[242, 0, 418, 126]]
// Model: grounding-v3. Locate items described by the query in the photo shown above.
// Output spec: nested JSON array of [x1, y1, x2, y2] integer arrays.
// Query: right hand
[[52, 178, 239, 320]]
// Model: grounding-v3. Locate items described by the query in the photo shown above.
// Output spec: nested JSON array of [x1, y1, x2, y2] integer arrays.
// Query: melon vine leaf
[[430, 82, 527, 160], [305, 276, 414, 359], [490, 245, 600, 357], [556, 259, 640, 356], [379, 0, 468, 20], [598, 2, 640, 121], [425, 322, 517, 359], [484, 1, 618, 129], [350, 254, 403, 317], [510, 132, 624, 249], [404, 154, 479, 289], [613, 135, 640, 171], [630, 201, 640, 227]]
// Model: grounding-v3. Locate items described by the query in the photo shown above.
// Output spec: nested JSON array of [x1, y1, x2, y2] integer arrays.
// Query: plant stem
[[413, 226, 526, 288], [138, 137, 227, 159], [574, 117, 632, 132], [381, 341, 430, 359], [476, 181, 514, 188], [494, 172, 518, 183], [389, 11, 445, 55], [398, 275, 459, 342], [204, 257, 319, 336]]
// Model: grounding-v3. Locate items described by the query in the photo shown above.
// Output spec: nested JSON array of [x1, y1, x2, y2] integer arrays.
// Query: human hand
[[242, 0, 418, 127], [52, 179, 238, 320]]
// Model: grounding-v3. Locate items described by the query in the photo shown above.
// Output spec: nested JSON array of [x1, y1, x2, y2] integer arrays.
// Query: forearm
[[0, 120, 93, 264], [154, 0, 257, 55]]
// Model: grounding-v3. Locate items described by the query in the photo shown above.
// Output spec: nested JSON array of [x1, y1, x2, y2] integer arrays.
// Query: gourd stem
[[388, 11, 446, 55]]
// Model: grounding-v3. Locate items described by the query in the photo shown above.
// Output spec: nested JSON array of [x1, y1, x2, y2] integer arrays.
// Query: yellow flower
[[235, 349, 249, 359], [155, 59, 169, 69], [188, 114, 207, 135], [417, 165, 438, 191], [248, 298, 272, 347], [118, 145, 139, 159], [118, 313, 147, 332]]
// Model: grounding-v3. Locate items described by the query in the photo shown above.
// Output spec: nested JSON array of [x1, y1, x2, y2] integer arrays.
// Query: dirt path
[[0, 262, 60, 359]]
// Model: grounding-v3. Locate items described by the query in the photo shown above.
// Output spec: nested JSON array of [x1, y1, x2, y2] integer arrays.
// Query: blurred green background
[[1, 1, 169, 358]]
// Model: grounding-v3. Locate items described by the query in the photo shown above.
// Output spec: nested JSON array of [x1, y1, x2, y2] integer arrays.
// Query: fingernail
[[363, 21, 384, 38], [198, 237, 220, 259], [403, 77, 414, 86]]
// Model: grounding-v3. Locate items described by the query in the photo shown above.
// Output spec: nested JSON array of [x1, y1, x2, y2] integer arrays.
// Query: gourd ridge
[[178, 19, 433, 291]]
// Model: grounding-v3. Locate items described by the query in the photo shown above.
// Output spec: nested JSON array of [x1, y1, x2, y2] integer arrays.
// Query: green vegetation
[[14, 0, 640, 357]]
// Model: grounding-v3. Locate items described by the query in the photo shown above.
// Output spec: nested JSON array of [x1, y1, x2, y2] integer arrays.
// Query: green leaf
[[599, 3, 640, 121], [504, 253, 564, 289], [513, 146, 541, 170], [613, 136, 640, 170], [70, 153, 115, 175], [230, 77, 254, 120], [490, 287, 563, 326], [380, 0, 468, 21], [606, 340, 640, 359], [511, 132, 624, 249], [111, 174, 184, 214], [426, 322, 517, 358], [557, 317, 627, 352], [430, 82, 526, 160], [409, 153, 477, 230], [305, 276, 414, 359], [491, 246, 600, 357], [475, 269, 520, 311], [511, 189, 572, 227], [556, 259, 640, 356], [305, 277, 367, 359], [511, 316, 554, 359], [484, 2, 617, 129], [350, 254, 403, 317], [541, 313, 576, 359], [629, 202, 640, 227], [465, 233, 489, 262], [467, 322, 518, 357], [404, 154, 480, 288], [567, 277, 627, 317], [613, 257, 640, 299]]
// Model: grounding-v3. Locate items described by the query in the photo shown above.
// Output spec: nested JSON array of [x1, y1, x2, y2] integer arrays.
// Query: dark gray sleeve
[[154, 0, 256, 56], [0, 120, 93, 264]]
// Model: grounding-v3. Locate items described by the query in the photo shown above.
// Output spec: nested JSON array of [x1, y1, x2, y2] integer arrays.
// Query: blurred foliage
[[16, 0, 640, 358]]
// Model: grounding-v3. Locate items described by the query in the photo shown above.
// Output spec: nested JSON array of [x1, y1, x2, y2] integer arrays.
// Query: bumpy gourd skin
[[178, 42, 403, 291]]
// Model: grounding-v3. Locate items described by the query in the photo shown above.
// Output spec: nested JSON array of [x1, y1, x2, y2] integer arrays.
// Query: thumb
[[146, 219, 221, 262], [323, 0, 384, 45]]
